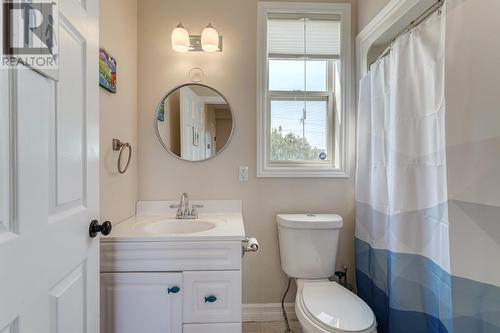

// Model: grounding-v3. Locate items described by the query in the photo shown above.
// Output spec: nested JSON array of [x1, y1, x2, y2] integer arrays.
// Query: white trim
[[257, 2, 352, 178], [199, 95, 226, 104], [0, 1, 12, 235], [242, 303, 296, 322], [0, 68, 16, 235], [0, 71, 9, 234], [356, 0, 437, 79]]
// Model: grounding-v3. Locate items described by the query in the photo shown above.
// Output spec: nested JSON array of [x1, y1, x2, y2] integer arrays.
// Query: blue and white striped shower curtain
[[355, 9, 454, 333]]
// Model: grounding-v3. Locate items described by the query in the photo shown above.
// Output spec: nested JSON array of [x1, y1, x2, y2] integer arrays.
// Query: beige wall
[[357, 0, 390, 32], [138, 0, 357, 303], [100, 0, 138, 225]]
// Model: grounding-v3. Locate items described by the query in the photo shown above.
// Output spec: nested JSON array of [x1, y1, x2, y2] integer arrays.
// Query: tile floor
[[243, 320, 303, 333]]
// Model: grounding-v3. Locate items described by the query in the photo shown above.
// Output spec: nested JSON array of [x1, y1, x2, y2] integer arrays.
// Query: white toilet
[[277, 214, 377, 333]]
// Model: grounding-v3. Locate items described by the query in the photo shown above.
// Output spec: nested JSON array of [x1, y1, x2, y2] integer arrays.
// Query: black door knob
[[89, 220, 112, 238]]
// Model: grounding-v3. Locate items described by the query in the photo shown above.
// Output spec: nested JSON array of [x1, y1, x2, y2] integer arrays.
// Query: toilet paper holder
[[242, 237, 259, 255]]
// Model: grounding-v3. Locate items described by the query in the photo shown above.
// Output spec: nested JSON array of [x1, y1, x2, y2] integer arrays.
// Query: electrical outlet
[[239, 166, 249, 182]]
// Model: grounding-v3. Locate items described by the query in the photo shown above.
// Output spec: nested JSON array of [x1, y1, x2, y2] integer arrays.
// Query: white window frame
[[257, 2, 353, 178], [267, 59, 336, 166]]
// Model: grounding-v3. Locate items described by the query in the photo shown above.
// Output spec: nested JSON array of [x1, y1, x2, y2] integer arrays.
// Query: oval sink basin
[[135, 219, 221, 235]]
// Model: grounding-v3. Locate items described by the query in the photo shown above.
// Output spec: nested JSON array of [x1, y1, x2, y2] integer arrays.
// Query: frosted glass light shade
[[171, 23, 190, 52], [201, 23, 219, 52]]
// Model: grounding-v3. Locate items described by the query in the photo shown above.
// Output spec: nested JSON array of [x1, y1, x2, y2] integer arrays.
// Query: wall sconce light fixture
[[171, 23, 190, 52], [201, 23, 219, 52], [171, 22, 222, 52]]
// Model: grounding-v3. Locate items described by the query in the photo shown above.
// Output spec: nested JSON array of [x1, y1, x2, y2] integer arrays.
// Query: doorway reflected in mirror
[[155, 84, 233, 162]]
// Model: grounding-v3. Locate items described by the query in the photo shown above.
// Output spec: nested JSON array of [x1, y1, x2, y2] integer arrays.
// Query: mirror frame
[[154, 83, 234, 162]]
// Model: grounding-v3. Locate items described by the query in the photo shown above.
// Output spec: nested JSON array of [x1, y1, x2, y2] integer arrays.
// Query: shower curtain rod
[[376, 0, 445, 61]]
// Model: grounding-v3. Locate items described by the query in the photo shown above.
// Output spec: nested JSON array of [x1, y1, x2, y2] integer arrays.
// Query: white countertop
[[102, 200, 246, 242]]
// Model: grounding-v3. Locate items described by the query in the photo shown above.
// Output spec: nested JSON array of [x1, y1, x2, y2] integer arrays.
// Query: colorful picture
[[157, 100, 165, 121], [99, 48, 117, 93]]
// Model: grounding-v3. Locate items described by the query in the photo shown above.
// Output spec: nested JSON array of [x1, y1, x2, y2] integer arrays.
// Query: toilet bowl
[[276, 214, 377, 333], [295, 279, 376, 333]]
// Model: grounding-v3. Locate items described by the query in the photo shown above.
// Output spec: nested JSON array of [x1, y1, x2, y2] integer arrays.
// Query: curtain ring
[[112, 138, 132, 174]]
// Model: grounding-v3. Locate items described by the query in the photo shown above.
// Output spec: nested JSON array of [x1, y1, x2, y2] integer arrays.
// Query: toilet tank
[[277, 214, 343, 279]]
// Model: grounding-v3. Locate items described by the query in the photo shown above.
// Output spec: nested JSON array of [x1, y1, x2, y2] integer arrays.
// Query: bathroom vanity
[[100, 200, 246, 333]]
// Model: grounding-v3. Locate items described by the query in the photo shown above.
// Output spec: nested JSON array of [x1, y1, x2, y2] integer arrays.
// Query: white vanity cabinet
[[100, 240, 243, 333], [100, 201, 247, 333], [101, 273, 183, 333]]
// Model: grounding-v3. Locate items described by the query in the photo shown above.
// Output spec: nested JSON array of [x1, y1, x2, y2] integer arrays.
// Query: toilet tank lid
[[276, 214, 343, 229]]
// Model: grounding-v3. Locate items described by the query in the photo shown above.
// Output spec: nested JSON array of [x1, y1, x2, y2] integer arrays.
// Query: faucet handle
[[191, 204, 203, 216], [170, 203, 183, 218]]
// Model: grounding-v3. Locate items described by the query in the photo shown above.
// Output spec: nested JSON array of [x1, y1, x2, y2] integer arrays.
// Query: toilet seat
[[296, 280, 376, 333]]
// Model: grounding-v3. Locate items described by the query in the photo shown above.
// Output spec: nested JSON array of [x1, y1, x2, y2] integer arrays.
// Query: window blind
[[267, 18, 341, 58]]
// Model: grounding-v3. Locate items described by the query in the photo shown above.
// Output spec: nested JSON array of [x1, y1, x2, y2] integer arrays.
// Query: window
[[257, 2, 352, 177]]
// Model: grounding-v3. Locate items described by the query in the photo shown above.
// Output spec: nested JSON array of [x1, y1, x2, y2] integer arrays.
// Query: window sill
[[257, 164, 349, 178]]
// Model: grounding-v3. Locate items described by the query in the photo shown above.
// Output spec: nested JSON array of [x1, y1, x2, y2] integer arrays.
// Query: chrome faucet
[[181, 192, 189, 216], [170, 193, 203, 219]]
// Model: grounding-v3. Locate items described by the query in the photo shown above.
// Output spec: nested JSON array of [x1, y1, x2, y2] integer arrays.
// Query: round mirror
[[155, 84, 234, 162]]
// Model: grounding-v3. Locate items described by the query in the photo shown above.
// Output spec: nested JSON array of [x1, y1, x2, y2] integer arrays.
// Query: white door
[[101, 273, 183, 333], [0, 0, 100, 332], [180, 87, 205, 160]]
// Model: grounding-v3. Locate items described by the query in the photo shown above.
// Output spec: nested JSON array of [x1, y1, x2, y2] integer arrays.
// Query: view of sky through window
[[269, 60, 327, 91], [271, 100, 327, 151], [269, 59, 329, 160]]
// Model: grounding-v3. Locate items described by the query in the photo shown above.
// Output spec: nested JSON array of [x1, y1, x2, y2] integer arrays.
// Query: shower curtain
[[355, 9, 453, 333]]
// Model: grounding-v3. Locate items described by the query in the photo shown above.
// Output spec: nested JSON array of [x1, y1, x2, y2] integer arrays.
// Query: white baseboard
[[242, 303, 296, 322]]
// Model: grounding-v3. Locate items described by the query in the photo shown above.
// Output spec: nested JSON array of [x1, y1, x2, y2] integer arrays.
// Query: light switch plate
[[239, 166, 249, 182]]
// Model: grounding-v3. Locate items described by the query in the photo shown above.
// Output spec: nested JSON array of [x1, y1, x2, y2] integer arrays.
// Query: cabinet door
[[183, 271, 242, 323], [101, 273, 182, 333]]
